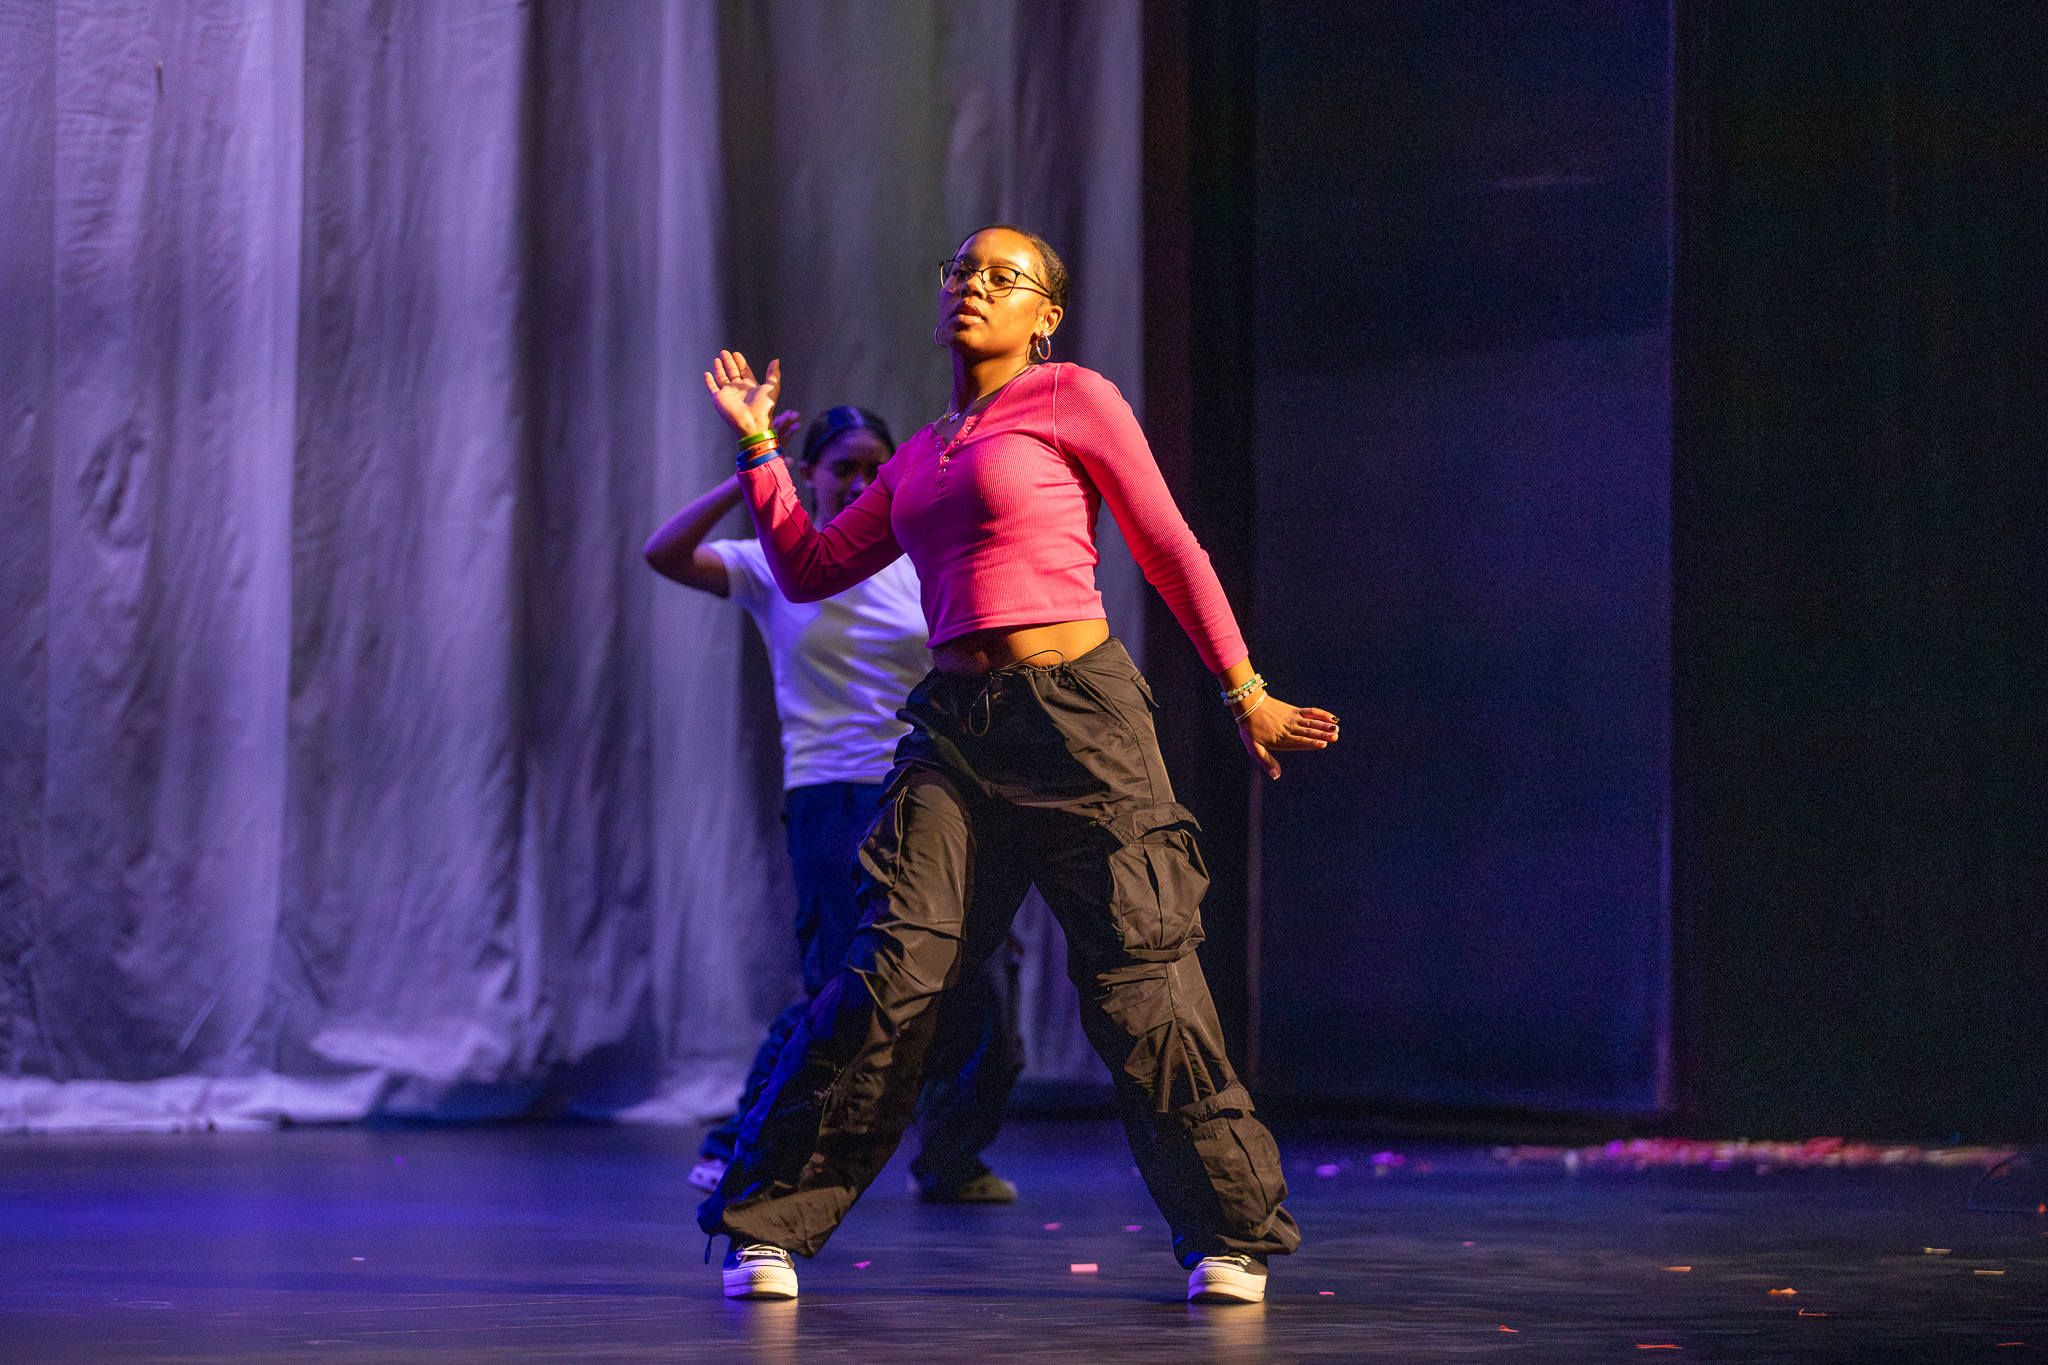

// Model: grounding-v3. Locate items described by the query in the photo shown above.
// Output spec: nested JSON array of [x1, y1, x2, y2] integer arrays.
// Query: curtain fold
[[1, 0, 1142, 1131]]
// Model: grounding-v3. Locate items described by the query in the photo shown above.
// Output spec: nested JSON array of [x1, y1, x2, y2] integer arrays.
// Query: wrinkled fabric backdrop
[[0, 0, 1141, 1132]]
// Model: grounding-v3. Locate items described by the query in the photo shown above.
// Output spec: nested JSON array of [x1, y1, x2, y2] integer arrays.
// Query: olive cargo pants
[[698, 639, 1300, 1266]]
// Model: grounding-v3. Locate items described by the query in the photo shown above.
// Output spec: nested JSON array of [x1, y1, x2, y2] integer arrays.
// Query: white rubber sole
[[722, 1254, 798, 1300], [1187, 1258, 1267, 1303]]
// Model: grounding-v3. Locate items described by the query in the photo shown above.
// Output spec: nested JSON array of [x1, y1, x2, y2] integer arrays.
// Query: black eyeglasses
[[939, 257, 1050, 298]]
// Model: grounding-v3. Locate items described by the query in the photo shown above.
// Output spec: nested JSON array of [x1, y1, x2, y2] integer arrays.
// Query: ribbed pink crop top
[[736, 363, 1247, 674]]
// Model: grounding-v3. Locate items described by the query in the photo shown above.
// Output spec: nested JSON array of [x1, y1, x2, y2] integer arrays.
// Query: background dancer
[[697, 225, 1339, 1305], [645, 405, 1024, 1207]]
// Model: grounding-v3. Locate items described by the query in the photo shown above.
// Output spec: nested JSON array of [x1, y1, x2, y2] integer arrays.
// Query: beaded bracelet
[[1219, 672, 1266, 706]]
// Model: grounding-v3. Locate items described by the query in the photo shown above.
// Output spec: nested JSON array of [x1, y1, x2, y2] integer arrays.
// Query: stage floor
[[2, 1118, 2041, 1362]]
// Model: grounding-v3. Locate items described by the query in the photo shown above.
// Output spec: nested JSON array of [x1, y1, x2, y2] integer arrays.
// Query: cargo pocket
[[1180, 1088, 1288, 1238], [1101, 802, 1209, 961]]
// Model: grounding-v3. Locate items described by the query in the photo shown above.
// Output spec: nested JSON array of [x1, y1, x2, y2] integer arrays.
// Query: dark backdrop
[[1151, 0, 2048, 1140], [1673, 0, 2048, 1140], [1246, 0, 1674, 1113]]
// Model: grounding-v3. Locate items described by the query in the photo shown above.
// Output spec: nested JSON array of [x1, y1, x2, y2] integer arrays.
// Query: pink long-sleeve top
[[737, 362, 1247, 675]]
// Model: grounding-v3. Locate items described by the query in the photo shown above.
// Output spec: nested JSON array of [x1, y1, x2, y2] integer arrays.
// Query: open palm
[[704, 350, 781, 437]]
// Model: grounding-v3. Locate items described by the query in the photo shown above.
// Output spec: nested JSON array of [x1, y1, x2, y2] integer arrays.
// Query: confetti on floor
[[1069, 1263, 1097, 1274], [349, 1257, 364, 1262], [1636, 1346, 1681, 1351], [1925, 1248, 1952, 1255], [1122, 1224, 1141, 1232], [1661, 1266, 1691, 1272], [1315, 1164, 1340, 1177], [1319, 1291, 1334, 1296], [1769, 1288, 1797, 1295], [1497, 1137, 2016, 1173], [1498, 1326, 1518, 1332], [854, 1261, 870, 1268], [1041, 1222, 1060, 1230], [1799, 1311, 1830, 1317], [1975, 1269, 2007, 1275]]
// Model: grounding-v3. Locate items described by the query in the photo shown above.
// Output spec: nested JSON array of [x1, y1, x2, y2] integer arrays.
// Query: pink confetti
[[349, 1257, 365, 1262], [1123, 1224, 1141, 1232], [1042, 1222, 1061, 1230], [1463, 1241, 1475, 1246], [1319, 1290, 1334, 1296], [1070, 1263, 1098, 1274], [854, 1261, 870, 1268], [1315, 1164, 1340, 1177], [1499, 1326, 1518, 1332]]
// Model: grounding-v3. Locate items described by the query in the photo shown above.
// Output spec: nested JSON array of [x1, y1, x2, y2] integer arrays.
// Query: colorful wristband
[[736, 444, 783, 473]]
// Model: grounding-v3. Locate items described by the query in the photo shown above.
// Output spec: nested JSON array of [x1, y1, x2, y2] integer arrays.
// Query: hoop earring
[[1032, 333, 1051, 363], [934, 324, 946, 347]]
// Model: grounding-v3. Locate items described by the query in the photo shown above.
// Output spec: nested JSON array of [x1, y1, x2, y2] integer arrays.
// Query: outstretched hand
[[703, 350, 782, 437], [1237, 695, 1339, 780]]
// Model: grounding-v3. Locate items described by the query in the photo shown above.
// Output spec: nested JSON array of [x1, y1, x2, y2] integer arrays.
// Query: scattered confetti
[[1924, 1247, 1952, 1255], [1319, 1291, 1334, 1296], [1636, 1346, 1681, 1351], [1123, 1224, 1142, 1232], [1463, 1241, 1475, 1247], [1042, 1222, 1061, 1230], [1315, 1164, 1340, 1177], [1661, 1266, 1691, 1272], [1975, 1270, 2007, 1276], [1769, 1288, 1797, 1295], [1498, 1326, 1518, 1332], [1798, 1311, 1830, 1317], [1998, 1344, 2025, 1347], [349, 1257, 365, 1263], [1495, 1137, 2015, 1173], [1070, 1263, 1098, 1274], [854, 1261, 870, 1269]]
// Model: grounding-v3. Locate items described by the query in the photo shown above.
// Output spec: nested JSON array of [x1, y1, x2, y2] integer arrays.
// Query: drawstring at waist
[[961, 648, 1068, 737]]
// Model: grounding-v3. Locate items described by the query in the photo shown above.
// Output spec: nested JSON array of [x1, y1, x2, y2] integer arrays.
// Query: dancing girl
[[699, 225, 1339, 1305], [645, 406, 1024, 1206]]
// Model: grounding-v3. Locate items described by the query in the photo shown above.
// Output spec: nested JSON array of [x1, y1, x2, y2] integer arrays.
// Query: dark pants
[[699, 639, 1300, 1267], [699, 781, 1024, 1196]]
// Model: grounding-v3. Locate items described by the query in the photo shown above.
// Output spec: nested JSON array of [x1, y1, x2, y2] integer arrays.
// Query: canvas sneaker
[[722, 1243, 798, 1300], [1186, 1253, 1267, 1303], [687, 1157, 727, 1193]]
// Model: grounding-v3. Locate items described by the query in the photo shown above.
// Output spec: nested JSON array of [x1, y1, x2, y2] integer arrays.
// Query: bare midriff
[[930, 618, 1110, 676]]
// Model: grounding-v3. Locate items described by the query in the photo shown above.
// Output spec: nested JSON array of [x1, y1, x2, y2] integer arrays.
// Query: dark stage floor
[[2, 1118, 2042, 1362]]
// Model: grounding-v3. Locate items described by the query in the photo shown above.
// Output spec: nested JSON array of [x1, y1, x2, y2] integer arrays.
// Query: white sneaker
[[688, 1158, 727, 1193], [1187, 1253, 1267, 1303], [722, 1243, 798, 1300]]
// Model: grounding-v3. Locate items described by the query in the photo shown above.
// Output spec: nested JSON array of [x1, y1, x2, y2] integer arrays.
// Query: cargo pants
[[698, 638, 1300, 1266]]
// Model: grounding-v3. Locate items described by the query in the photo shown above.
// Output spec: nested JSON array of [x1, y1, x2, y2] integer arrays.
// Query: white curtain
[[0, 0, 1139, 1133]]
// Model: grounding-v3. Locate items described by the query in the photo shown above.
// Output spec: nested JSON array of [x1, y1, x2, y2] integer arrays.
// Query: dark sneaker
[[1187, 1253, 1267, 1303], [917, 1171, 1018, 1204], [722, 1243, 798, 1300]]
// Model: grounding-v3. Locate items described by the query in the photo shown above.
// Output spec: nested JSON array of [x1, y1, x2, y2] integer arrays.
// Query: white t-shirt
[[708, 539, 931, 790]]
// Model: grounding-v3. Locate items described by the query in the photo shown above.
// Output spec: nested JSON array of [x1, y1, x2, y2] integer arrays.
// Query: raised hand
[[1237, 696, 1340, 780], [703, 351, 782, 437]]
